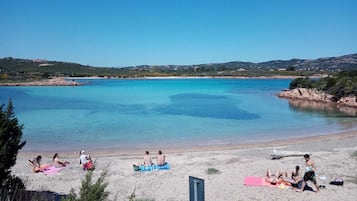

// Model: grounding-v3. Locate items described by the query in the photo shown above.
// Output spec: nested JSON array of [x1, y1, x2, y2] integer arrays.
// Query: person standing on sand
[[156, 150, 166, 166], [301, 154, 320, 193]]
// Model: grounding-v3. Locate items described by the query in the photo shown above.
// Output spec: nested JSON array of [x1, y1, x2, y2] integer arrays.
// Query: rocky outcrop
[[278, 88, 357, 108], [0, 77, 82, 86], [287, 99, 357, 116], [338, 96, 357, 108], [278, 88, 333, 103]]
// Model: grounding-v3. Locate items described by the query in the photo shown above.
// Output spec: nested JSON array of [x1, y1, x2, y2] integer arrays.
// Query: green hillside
[[1, 53, 357, 81]]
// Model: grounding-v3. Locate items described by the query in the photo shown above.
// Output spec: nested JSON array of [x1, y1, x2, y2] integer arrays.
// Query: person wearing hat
[[79, 150, 93, 170]]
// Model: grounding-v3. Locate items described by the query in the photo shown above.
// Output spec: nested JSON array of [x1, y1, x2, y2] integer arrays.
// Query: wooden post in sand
[[189, 176, 205, 201]]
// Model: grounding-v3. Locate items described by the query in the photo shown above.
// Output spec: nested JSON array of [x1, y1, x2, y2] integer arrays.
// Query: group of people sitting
[[29, 149, 166, 173], [28, 150, 94, 173], [265, 154, 320, 193], [141, 150, 166, 166], [28, 153, 70, 173]]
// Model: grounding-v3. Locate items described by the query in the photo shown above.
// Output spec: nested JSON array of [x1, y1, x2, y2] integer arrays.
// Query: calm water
[[1, 78, 356, 151]]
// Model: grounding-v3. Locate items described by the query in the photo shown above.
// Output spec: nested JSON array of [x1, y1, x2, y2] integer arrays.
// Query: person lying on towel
[[265, 169, 283, 185], [28, 155, 50, 173]]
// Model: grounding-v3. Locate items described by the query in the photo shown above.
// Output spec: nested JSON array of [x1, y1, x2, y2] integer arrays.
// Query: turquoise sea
[[1, 78, 356, 152]]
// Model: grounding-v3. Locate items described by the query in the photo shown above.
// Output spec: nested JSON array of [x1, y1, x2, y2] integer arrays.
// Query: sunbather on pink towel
[[265, 169, 283, 185], [28, 155, 50, 173], [52, 153, 70, 167]]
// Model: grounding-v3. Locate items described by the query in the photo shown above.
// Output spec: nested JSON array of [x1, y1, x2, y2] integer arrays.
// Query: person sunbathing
[[281, 166, 303, 192], [28, 155, 50, 173], [143, 151, 153, 166], [52, 153, 69, 167], [265, 169, 283, 185], [156, 150, 166, 166]]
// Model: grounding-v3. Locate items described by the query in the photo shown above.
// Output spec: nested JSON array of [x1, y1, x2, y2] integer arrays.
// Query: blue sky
[[1, 0, 357, 67]]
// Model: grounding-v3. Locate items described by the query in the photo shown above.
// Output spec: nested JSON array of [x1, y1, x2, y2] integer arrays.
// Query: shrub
[[351, 151, 357, 157], [62, 170, 109, 201], [289, 77, 314, 89], [206, 168, 221, 175], [0, 100, 26, 192], [289, 70, 357, 101]]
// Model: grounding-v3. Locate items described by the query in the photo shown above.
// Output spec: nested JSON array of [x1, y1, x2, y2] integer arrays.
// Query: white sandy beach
[[11, 131, 357, 201]]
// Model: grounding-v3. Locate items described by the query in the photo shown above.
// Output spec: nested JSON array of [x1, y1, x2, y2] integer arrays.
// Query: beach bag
[[133, 164, 140, 171], [330, 178, 343, 186], [84, 161, 94, 170]]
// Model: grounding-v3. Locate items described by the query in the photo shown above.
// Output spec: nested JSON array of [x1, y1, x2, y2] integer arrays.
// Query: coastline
[[0, 75, 323, 87], [18, 130, 357, 157], [12, 130, 357, 201], [278, 88, 357, 108], [0, 77, 82, 86]]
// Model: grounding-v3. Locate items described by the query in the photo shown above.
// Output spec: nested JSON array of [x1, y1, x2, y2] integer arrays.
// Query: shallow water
[[1, 78, 356, 151]]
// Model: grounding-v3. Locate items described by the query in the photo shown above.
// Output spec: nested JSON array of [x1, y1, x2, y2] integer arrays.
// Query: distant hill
[[128, 53, 357, 72], [1, 53, 357, 81]]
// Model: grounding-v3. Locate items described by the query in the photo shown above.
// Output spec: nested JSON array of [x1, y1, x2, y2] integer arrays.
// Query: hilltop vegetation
[[289, 70, 357, 101], [1, 53, 357, 81]]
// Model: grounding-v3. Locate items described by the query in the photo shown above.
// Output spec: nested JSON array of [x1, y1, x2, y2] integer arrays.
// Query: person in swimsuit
[[143, 151, 153, 166], [301, 154, 320, 193], [156, 150, 166, 166], [265, 169, 283, 185], [52, 153, 69, 167], [282, 165, 303, 191], [28, 155, 50, 173]]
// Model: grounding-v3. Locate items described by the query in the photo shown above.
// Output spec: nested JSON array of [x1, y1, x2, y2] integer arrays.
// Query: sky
[[1, 0, 357, 67]]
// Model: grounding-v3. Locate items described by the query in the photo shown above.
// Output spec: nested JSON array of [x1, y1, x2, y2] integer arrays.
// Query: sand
[[11, 131, 357, 201]]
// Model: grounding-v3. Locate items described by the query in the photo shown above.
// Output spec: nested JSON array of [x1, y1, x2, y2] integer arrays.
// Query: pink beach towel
[[243, 176, 276, 187], [41, 166, 65, 175]]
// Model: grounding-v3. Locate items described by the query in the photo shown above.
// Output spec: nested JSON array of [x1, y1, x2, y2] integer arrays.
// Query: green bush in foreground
[[63, 170, 109, 201], [0, 100, 26, 198], [206, 167, 221, 175], [351, 151, 357, 157]]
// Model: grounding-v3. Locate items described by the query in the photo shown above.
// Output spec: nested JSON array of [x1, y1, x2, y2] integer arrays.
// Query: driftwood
[[270, 154, 307, 160], [270, 148, 311, 160]]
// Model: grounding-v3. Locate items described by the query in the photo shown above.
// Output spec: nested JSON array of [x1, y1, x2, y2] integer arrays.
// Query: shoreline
[[0, 75, 323, 86], [70, 75, 324, 80], [18, 130, 357, 158], [278, 88, 357, 108], [0, 77, 82, 86]]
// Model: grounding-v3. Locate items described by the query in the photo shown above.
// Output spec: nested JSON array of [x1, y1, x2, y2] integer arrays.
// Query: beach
[[0, 77, 82, 86], [11, 131, 357, 201]]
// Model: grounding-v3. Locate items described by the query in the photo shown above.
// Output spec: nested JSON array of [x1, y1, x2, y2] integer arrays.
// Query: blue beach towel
[[154, 163, 170, 170], [138, 163, 170, 172], [139, 165, 155, 171]]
